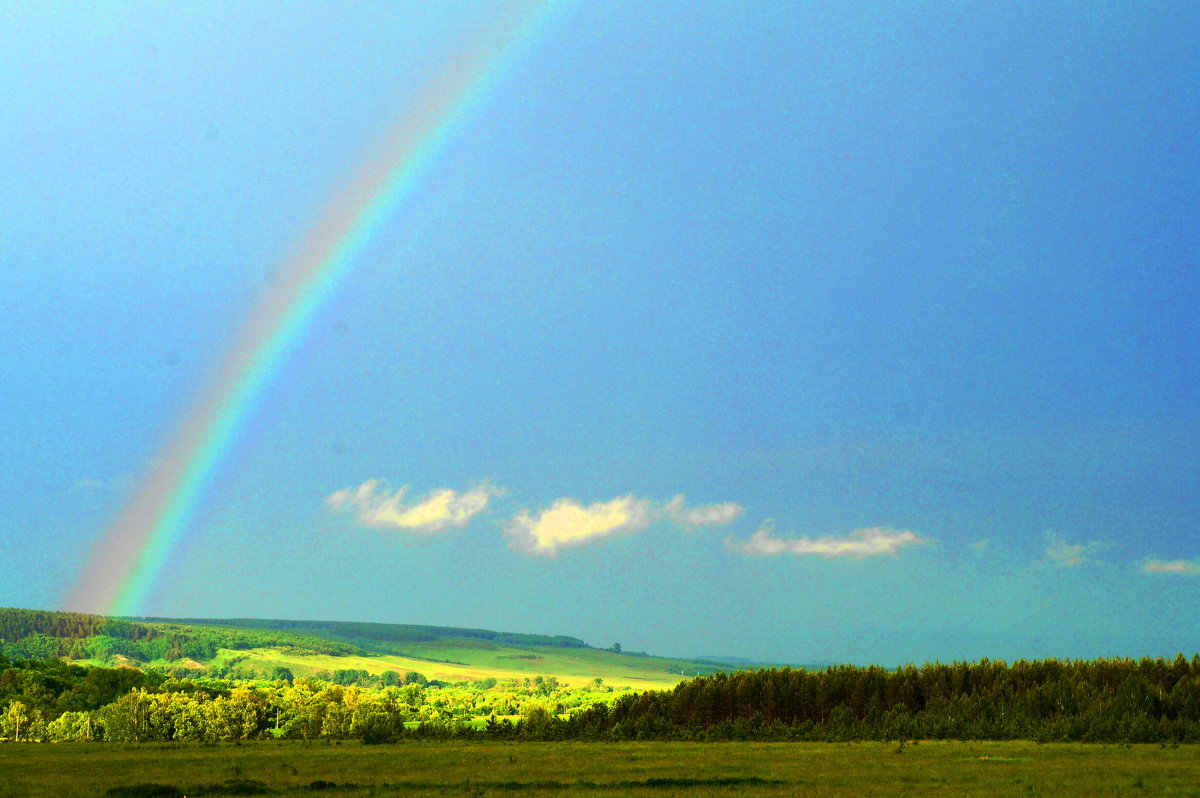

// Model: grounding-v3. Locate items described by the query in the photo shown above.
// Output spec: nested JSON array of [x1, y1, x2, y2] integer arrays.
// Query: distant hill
[[0, 606, 738, 688], [152, 615, 589, 650]]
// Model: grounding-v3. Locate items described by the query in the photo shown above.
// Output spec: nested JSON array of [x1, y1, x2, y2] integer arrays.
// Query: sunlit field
[[2, 740, 1197, 798], [220, 643, 691, 689]]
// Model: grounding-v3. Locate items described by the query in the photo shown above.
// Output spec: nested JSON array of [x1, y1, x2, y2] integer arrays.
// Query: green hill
[[0, 606, 735, 689]]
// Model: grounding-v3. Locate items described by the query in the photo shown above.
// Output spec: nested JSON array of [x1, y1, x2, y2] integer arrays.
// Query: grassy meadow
[[1, 740, 1196, 798], [177, 643, 693, 689], [0, 607, 733, 692]]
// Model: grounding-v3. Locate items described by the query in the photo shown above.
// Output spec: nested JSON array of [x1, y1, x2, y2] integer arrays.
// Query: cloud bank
[[1043, 532, 1106, 568], [506, 494, 742, 557], [327, 479, 499, 534], [730, 523, 925, 559], [1141, 557, 1200, 576]]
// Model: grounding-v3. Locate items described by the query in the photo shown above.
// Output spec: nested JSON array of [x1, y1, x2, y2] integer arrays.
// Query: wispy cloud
[[1141, 557, 1200, 576], [327, 479, 500, 534], [970, 538, 991, 552], [1043, 532, 1106, 567], [662, 494, 743, 528], [729, 522, 926, 559], [505, 494, 742, 557]]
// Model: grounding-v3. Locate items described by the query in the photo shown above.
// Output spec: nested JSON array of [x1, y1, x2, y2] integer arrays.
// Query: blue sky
[[2, 1, 1198, 664]]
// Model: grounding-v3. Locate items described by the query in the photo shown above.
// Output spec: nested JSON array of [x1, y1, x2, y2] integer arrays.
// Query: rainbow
[[63, 1, 563, 617]]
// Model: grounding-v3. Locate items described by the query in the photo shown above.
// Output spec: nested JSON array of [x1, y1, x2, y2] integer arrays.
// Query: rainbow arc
[[63, 1, 561, 616]]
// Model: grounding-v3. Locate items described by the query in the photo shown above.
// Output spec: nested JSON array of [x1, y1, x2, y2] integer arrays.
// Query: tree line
[[0, 653, 610, 743], [0, 608, 364, 663], [2, 651, 1199, 744], [583, 656, 1200, 743]]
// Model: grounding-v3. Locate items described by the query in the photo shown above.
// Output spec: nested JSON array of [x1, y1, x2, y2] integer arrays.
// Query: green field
[[215, 641, 693, 689], [0, 606, 725, 690], [2, 740, 1196, 797]]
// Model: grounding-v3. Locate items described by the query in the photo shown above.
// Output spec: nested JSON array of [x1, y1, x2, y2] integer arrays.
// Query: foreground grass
[[1, 740, 1197, 798]]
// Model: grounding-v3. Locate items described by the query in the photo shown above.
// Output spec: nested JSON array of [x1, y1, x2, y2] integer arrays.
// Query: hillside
[[0, 606, 734, 689]]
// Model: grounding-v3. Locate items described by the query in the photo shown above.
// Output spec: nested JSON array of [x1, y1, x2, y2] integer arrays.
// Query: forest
[[0, 608, 365, 662], [0, 608, 591, 663], [3, 651, 1198, 744]]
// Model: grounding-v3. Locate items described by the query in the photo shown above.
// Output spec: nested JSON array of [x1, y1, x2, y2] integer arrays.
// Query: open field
[[1, 740, 1196, 797], [207, 644, 690, 689], [0, 607, 735, 690]]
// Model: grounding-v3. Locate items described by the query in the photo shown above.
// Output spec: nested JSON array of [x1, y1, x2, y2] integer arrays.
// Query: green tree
[[2, 700, 34, 741], [520, 702, 559, 738], [168, 694, 208, 741], [45, 710, 93, 742], [203, 687, 266, 741], [95, 689, 157, 742]]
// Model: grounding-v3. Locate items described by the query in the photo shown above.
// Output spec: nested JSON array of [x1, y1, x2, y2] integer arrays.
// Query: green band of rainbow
[[63, 0, 563, 617]]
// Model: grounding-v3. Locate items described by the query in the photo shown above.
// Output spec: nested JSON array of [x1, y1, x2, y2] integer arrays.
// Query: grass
[[1, 740, 1197, 798]]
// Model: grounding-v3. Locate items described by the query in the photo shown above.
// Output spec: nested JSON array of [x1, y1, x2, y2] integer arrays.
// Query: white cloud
[[1043, 532, 1106, 568], [327, 479, 499, 534], [506, 494, 742, 557], [505, 495, 652, 556], [1141, 557, 1200, 576], [730, 522, 926, 559], [662, 494, 744, 528], [326, 478, 383, 511]]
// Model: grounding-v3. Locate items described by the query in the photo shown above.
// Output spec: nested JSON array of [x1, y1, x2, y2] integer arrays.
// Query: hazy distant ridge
[[146, 616, 589, 649]]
